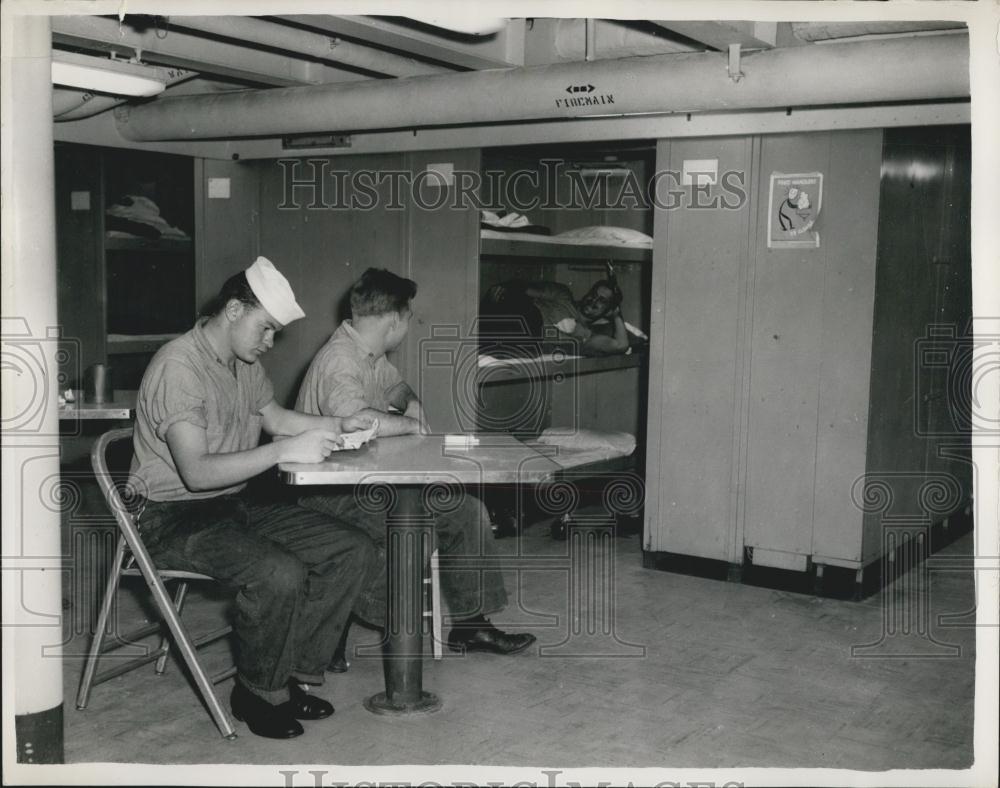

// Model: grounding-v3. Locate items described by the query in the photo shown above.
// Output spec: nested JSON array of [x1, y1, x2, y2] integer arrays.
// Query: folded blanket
[[106, 195, 189, 240], [536, 427, 636, 456], [481, 209, 551, 235], [533, 428, 636, 470]]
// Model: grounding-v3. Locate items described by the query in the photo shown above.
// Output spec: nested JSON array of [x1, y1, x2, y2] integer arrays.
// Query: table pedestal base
[[364, 690, 441, 716], [364, 487, 442, 717]]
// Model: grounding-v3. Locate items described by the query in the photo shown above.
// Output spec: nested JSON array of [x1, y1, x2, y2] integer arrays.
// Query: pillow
[[554, 225, 653, 245]]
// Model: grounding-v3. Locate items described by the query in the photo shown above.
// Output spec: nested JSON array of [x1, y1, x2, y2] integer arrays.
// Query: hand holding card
[[340, 418, 379, 450]]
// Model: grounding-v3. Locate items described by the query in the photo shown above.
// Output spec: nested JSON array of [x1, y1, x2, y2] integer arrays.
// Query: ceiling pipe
[[54, 89, 129, 120], [114, 34, 968, 142], [170, 16, 454, 78], [53, 87, 90, 116], [792, 21, 966, 42]]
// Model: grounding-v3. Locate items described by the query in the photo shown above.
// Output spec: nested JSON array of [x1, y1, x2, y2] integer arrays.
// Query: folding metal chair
[[75, 428, 237, 740]]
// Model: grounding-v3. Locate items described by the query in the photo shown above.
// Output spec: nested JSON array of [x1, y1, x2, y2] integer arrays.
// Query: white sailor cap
[[245, 256, 305, 326]]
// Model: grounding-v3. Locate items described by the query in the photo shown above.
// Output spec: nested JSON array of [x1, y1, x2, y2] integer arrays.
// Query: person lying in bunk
[[478, 273, 635, 358], [295, 267, 537, 669]]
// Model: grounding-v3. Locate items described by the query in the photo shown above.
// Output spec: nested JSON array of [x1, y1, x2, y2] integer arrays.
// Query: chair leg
[[154, 580, 189, 675], [76, 535, 129, 710], [430, 548, 443, 660], [129, 546, 236, 739]]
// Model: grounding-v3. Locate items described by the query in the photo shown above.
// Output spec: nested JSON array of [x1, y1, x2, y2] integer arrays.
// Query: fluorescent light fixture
[[51, 51, 166, 97]]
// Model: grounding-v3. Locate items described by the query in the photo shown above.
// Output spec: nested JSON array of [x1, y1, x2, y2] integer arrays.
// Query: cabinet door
[[809, 130, 883, 564], [644, 137, 754, 561]]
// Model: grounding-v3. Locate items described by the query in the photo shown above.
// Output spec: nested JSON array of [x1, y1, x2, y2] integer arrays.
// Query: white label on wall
[[425, 162, 454, 187], [207, 177, 231, 199], [682, 159, 718, 186], [70, 190, 91, 210]]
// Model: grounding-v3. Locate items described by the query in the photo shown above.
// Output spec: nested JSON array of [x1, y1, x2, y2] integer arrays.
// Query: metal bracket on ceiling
[[728, 43, 744, 83], [585, 18, 596, 62]]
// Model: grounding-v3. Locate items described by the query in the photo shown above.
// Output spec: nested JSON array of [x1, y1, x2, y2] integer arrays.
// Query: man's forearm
[[353, 407, 421, 437], [612, 313, 628, 345], [404, 399, 428, 424], [174, 441, 283, 492], [266, 405, 338, 436], [583, 315, 629, 355], [166, 415, 345, 494]]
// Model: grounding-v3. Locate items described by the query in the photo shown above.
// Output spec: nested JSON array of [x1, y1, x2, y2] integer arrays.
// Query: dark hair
[[589, 279, 623, 308], [349, 268, 417, 318], [200, 271, 260, 317]]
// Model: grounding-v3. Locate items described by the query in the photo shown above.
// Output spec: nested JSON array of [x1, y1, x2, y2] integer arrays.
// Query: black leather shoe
[[447, 620, 536, 655], [230, 682, 304, 739], [288, 680, 334, 720]]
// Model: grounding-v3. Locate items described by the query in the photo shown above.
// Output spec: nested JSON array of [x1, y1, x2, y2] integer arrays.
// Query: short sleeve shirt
[[533, 295, 593, 341], [295, 320, 403, 417], [130, 321, 274, 501]]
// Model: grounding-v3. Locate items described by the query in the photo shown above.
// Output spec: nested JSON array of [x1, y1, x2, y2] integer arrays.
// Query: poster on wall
[[768, 172, 823, 249]]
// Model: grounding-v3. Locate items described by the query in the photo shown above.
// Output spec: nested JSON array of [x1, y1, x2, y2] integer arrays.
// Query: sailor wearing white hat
[[129, 257, 375, 739], [244, 255, 306, 326]]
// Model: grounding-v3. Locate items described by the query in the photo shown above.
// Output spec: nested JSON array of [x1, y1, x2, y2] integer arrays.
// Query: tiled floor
[[59, 487, 977, 774]]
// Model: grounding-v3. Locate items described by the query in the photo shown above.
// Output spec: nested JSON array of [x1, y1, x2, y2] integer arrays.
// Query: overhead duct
[[53, 89, 128, 120], [53, 87, 91, 116], [115, 34, 968, 142], [792, 21, 966, 42]]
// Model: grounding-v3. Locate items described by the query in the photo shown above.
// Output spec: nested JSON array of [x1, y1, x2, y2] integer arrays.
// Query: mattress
[[481, 228, 653, 248]]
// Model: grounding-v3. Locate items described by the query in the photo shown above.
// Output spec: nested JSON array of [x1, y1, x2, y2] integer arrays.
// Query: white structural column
[[1, 14, 64, 763]]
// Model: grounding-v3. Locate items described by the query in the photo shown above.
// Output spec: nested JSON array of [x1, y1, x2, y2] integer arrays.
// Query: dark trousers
[[299, 490, 508, 628], [138, 495, 375, 704]]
